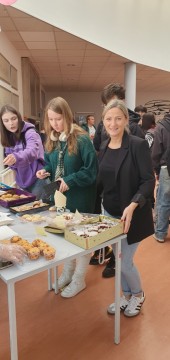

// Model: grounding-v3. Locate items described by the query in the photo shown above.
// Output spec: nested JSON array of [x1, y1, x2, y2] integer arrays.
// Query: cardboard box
[[64, 216, 124, 249]]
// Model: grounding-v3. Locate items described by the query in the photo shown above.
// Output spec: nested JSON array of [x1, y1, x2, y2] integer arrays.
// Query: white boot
[[52, 260, 76, 290], [61, 254, 91, 298]]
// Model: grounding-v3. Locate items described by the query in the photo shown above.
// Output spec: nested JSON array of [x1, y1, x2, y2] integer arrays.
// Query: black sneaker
[[102, 253, 115, 278], [89, 250, 100, 265]]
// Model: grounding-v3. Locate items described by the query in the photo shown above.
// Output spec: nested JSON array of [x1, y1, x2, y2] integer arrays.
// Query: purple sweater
[[5, 122, 44, 188]]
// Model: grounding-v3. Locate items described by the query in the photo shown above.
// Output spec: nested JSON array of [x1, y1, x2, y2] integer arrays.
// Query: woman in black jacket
[[97, 99, 155, 317]]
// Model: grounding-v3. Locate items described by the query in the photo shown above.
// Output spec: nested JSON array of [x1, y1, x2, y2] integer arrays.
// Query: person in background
[[81, 114, 96, 142], [141, 112, 156, 150], [93, 83, 144, 153], [97, 99, 155, 317], [39, 127, 46, 147], [36, 97, 98, 298], [0, 104, 47, 199], [152, 113, 170, 243], [141, 112, 156, 210], [134, 105, 147, 125], [0, 243, 26, 264]]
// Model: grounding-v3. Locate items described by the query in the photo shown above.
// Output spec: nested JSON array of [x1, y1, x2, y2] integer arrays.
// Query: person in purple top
[[0, 104, 48, 199]]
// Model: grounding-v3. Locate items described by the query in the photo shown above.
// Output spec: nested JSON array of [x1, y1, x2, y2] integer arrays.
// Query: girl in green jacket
[[37, 97, 98, 297]]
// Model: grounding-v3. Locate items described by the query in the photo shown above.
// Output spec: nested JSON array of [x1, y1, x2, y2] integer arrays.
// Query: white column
[[0, 144, 4, 172], [124, 62, 136, 111]]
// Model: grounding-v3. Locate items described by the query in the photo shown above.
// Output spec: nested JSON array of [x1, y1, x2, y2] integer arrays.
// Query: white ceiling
[[1, 4, 170, 94]]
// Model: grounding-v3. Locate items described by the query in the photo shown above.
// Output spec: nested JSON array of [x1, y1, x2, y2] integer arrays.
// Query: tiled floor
[[0, 229, 170, 360]]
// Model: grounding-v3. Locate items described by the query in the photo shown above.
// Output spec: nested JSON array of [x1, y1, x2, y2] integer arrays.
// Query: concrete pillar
[[124, 62, 136, 111]]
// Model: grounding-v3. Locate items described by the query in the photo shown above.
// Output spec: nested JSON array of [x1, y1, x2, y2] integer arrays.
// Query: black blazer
[[98, 131, 155, 244]]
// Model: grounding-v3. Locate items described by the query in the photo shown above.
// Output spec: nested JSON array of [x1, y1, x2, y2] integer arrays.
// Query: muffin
[[32, 239, 45, 247], [28, 247, 40, 260], [10, 235, 22, 243], [43, 247, 56, 260]]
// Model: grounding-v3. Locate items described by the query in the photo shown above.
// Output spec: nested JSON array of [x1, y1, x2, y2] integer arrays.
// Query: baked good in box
[[0, 191, 29, 202], [28, 247, 40, 260], [43, 246, 56, 260]]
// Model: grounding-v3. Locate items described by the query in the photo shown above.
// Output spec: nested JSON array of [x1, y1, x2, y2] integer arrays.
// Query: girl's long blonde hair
[[44, 97, 86, 154]]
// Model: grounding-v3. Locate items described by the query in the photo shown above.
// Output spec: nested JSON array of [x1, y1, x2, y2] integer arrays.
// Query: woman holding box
[[97, 99, 155, 317]]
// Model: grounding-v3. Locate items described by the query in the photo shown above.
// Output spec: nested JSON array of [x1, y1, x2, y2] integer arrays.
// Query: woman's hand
[[121, 202, 138, 234], [3, 154, 16, 166], [0, 244, 26, 264], [36, 169, 50, 179], [57, 178, 69, 193]]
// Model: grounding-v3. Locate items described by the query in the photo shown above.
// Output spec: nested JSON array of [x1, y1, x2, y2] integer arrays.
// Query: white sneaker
[[124, 292, 145, 317], [107, 295, 129, 315], [153, 234, 165, 243], [61, 280, 86, 298], [52, 273, 72, 290]]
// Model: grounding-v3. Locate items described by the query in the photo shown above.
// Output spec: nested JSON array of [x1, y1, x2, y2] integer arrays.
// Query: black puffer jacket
[[93, 109, 144, 152], [128, 109, 145, 138], [152, 114, 170, 175]]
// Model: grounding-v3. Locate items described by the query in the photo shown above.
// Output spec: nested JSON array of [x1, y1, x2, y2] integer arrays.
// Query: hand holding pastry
[[36, 169, 50, 179]]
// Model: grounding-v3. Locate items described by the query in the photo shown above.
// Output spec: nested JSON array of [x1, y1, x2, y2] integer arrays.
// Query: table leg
[[48, 269, 52, 290], [7, 282, 18, 360], [114, 238, 121, 344], [47, 268, 59, 294], [53, 267, 59, 294]]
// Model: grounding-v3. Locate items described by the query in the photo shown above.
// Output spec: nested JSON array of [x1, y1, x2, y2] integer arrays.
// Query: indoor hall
[[0, 229, 170, 360], [0, 1, 170, 359]]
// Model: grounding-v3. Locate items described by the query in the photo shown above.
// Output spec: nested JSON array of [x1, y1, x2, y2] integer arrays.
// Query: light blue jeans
[[155, 167, 170, 240], [104, 209, 143, 296]]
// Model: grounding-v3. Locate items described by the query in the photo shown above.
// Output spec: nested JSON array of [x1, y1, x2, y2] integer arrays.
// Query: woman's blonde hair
[[44, 97, 86, 153], [102, 99, 129, 133], [102, 99, 129, 120]]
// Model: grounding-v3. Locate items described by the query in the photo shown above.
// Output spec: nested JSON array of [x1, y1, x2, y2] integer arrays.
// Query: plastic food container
[[0, 188, 36, 208], [10, 201, 51, 214]]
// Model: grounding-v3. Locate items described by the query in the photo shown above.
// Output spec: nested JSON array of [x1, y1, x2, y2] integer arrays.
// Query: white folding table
[[0, 217, 125, 360]]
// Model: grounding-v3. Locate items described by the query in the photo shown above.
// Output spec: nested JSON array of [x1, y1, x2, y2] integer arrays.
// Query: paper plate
[[44, 226, 64, 234]]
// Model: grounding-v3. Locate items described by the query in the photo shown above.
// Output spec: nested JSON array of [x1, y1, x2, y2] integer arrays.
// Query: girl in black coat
[[98, 99, 155, 317]]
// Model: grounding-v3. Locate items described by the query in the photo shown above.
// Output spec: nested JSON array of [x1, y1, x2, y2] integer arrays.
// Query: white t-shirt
[[88, 126, 96, 141]]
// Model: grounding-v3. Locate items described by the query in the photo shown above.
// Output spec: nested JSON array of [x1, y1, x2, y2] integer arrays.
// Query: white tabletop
[[0, 216, 85, 283], [0, 206, 124, 359], [0, 209, 124, 284]]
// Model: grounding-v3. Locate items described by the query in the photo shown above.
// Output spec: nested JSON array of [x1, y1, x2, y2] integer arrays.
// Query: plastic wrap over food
[[46, 210, 100, 230]]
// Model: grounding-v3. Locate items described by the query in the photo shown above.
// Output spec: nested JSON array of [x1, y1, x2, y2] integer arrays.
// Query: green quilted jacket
[[44, 135, 98, 213]]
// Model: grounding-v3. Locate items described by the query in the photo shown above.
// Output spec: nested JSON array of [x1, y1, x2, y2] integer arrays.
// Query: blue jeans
[[24, 178, 50, 200], [104, 209, 143, 296], [155, 167, 170, 240]]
